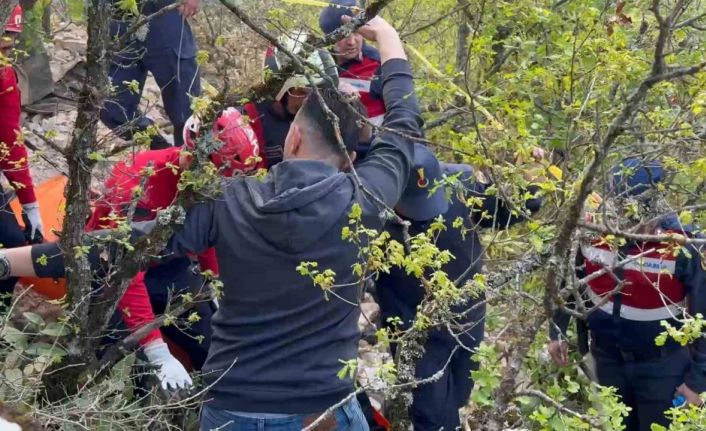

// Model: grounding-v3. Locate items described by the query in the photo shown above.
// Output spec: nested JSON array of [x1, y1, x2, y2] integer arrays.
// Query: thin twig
[[517, 389, 602, 428]]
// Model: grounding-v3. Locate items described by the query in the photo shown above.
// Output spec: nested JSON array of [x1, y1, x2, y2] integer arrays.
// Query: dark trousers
[[0, 190, 27, 304], [144, 258, 213, 370], [384, 308, 484, 431], [592, 344, 689, 431], [410, 334, 482, 431], [101, 44, 201, 148]]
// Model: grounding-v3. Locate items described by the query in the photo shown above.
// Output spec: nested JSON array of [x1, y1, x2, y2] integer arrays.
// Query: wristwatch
[[0, 254, 10, 280]]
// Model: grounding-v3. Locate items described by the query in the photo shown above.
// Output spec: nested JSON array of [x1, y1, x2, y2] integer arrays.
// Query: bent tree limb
[[217, 0, 392, 103]]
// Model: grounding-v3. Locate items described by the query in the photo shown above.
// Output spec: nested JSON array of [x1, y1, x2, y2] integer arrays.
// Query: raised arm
[[349, 17, 423, 213]]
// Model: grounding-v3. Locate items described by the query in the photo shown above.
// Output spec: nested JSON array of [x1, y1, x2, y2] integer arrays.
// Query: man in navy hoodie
[[0, 16, 421, 431], [377, 144, 542, 430]]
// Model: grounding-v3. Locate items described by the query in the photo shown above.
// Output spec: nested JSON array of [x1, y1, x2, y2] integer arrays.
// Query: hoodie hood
[[237, 160, 354, 253]]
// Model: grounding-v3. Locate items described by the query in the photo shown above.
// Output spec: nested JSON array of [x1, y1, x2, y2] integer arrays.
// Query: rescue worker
[[8, 180, 193, 392], [0, 16, 419, 430], [101, 0, 201, 150], [320, 0, 386, 159], [0, 5, 43, 302], [243, 31, 339, 169], [548, 158, 706, 431], [378, 145, 542, 431], [88, 108, 260, 372]]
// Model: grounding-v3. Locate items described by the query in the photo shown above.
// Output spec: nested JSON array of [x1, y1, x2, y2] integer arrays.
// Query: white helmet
[[263, 30, 338, 101]]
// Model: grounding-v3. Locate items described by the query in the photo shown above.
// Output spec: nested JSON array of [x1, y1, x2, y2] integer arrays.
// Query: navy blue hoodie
[[164, 59, 422, 413]]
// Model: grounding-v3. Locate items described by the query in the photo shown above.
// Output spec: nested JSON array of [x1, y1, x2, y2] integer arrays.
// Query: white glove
[[22, 202, 44, 241], [143, 340, 193, 391]]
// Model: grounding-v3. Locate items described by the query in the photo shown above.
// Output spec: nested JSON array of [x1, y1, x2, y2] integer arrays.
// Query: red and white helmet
[[183, 108, 260, 176], [5, 6, 23, 33]]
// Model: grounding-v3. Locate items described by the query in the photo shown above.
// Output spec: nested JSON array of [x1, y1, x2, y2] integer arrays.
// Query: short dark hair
[[296, 87, 366, 155]]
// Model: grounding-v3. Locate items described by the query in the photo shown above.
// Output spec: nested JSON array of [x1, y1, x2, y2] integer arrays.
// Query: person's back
[[376, 155, 543, 431], [170, 16, 422, 424], [88, 147, 183, 230], [203, 163, 364, 411]]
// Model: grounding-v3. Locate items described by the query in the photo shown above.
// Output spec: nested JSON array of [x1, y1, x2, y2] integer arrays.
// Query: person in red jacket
[[320, 0, 386, 160], [0, 5, 43, 303], [88, 108, 259, 375]]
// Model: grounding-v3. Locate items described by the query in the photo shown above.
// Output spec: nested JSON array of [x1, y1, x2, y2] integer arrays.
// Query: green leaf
[[196, 50, 210, 66], [679, 210, 694, 226], [23, 312, 45, 327], [26, 342, 65, 357], [40, 322, 71, 337], [35, 254, 48, 266], [123, 79, 141, 95], [1, 326, 28, 348], [4, 368, 22, 384], [116, 0, 139, 15]]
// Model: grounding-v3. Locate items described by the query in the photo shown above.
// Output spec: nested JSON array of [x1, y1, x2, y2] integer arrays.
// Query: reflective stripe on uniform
[[586, 287, 685, 321], [369, 114, 384, 127], [339, 77, 372, 93], [581, 244, 676, 275]]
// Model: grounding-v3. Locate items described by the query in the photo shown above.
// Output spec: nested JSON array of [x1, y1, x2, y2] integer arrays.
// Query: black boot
[[150, 134, 172, 150]]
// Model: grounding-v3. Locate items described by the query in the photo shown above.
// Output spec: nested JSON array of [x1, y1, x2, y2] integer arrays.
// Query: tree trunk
[[41, 2, 50, 36], [455, 0, 470, 74], [41, 0, 112, 399]]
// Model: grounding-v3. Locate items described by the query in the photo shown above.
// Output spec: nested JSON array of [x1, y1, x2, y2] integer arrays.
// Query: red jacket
[[87, 147, 219, 345], [0, 66, 36, 204], [337, 45, 386, 126]]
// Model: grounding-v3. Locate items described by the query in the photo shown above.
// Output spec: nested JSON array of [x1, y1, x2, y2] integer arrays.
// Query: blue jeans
[[200, 398, 369, 431]]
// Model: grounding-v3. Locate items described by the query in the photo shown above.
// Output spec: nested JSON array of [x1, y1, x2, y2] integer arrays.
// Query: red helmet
[[5, 5, 23, 33], [183, 108, 260, 176]]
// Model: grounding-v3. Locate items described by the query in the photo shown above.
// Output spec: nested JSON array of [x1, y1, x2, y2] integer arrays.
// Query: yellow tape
[[405, 42, 503, 130], [280, 0, 339, 7]]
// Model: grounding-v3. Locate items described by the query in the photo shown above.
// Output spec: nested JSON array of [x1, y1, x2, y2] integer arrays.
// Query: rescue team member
[[101, 0, 201, 150], [320, 0, 386, 159], [8, 179, 193, 391], [378, 145, 543, 431], [243, 31, 339, 169], [0, 16, 419, 430], [88, 109, 259, 373], [0, 6, 43, 302], [548, 159, 706, 431]]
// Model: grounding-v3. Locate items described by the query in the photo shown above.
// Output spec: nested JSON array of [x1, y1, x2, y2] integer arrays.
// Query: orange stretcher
[[8, 175, 196, 370], [9, 174, 68, 299]]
